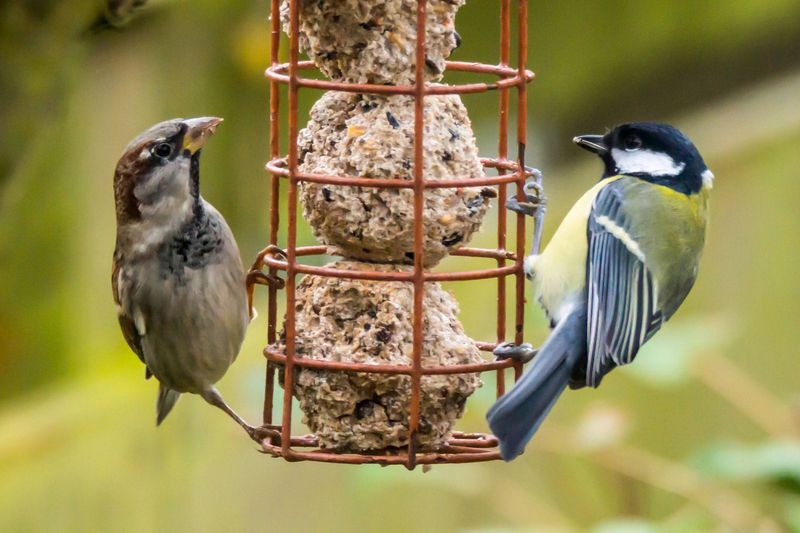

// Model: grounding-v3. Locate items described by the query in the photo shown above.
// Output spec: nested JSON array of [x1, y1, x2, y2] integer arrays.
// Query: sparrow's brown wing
[[112, 251, 152, 379]]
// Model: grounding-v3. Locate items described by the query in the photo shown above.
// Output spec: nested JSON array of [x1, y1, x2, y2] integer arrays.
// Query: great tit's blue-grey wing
[[585, 181, 664, 387]]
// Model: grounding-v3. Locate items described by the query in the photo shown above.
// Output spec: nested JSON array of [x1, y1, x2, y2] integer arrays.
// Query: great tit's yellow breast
[[532, 177, 622, 322]]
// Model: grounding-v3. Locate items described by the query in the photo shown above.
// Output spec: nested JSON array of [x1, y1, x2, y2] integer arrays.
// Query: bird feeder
[[247, 0, 536, 469]]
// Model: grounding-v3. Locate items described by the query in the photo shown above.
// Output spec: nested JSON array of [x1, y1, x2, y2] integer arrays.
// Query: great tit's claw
[[507, 169, 546, 217], [506, 196, 536, 217], [525, 166, 543, 182], [506, 195, 541, 217], [523, 179, 545, 199], [494, 342, 538, 363]]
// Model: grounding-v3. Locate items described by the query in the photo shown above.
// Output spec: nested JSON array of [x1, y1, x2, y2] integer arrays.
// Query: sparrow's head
[[573, 122, 712, 194], [113, 117, 222, 226]]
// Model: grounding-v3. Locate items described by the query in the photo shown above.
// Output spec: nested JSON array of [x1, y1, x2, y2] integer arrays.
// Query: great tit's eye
[[152, 142, 173, 158], [624, 135, 643, 151]]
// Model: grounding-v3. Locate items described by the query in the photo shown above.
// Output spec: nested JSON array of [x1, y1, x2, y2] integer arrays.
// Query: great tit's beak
[[573, 134, 608, 155], [183, 117, 223, 154]]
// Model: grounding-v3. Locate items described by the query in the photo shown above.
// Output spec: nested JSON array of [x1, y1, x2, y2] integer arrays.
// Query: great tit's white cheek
[[701, 169, 714, 189], [611, 148, 685, 177]]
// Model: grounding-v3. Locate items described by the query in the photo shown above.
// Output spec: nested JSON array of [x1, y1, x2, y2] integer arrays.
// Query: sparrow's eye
[[624, 135, 643, 151], [152, 142, 173, 158]]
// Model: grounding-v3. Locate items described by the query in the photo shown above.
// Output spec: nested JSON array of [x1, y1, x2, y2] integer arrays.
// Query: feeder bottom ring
[[258, 431, 502, 467]]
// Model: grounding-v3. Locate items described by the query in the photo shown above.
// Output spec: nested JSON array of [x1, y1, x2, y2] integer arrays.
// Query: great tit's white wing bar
[[585, 182, 664, 387]]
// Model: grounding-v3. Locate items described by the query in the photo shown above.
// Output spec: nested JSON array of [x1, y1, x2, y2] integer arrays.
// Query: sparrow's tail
[[487, 307, 586, 460], [156, 383, 181, 425]]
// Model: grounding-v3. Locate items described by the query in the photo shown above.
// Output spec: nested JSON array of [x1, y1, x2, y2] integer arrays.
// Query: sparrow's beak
[[573, 134, 608, 155], [183, 116, 223, 154]]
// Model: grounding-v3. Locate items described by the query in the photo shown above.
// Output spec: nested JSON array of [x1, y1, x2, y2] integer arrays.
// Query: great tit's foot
[[523, 167, 544, 196], [493, 342, 538, 364], [506, 195, 539, 217], [507, 171, 547, 217], [525, 166, 543, 181]]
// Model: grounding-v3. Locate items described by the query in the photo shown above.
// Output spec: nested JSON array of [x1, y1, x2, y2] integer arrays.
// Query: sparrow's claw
[[248, 245, 288, 274], [246, 424, 282, 444], [264, 244, 287, 260], [494, 342, 538, 364], [246, 247, 288, 318], [246, 270, 285, 290]]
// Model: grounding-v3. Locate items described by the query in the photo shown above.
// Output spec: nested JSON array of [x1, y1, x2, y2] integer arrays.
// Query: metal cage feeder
[[247, 0, 536, 469]]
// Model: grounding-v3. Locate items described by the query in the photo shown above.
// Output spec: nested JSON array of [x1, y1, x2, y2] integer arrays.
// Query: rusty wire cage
[[247, 0, 536, 469]]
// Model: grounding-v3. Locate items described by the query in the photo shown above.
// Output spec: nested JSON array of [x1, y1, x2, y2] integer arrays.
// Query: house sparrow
[[112, 117, 261, 439]]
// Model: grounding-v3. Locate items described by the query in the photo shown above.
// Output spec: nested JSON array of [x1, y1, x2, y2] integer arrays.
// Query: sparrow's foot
[[494, 342, 538, 364], [245, 424, 282, 444], [246, 246, 288, 318], [246, 270, 285, 290]]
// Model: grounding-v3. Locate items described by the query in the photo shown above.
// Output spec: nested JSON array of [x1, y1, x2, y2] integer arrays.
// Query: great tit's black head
[[573, 122, 713, 194], [114, 117, 222, 225]]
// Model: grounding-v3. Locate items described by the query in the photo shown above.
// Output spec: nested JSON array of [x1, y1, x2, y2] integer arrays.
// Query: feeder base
[[257, 431, 503, 468]]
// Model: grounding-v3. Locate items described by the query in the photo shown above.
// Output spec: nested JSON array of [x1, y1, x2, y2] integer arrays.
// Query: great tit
[[487, 122, 713, 460]]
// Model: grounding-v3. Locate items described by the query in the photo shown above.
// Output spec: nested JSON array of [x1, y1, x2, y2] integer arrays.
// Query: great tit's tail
[[156, 383, 181, 425], [487, 307, 586, 460]]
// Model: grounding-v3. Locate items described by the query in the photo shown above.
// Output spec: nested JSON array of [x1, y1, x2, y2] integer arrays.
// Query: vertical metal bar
[[513, 0, 529, 382], [407, 0, 427, 471], [495, 0, 511, 399], [264, 0, 282, 428], [281, 0, 300, 457]]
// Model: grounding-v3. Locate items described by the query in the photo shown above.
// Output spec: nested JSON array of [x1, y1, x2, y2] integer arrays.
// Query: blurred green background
[[1, 0, 799, 531]]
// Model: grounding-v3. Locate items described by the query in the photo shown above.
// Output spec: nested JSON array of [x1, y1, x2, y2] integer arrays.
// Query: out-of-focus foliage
[[0, 0, 93, 183], [0, 1, 799, 531], [694, 441, 800, 489], [620, 314, 734, 386]]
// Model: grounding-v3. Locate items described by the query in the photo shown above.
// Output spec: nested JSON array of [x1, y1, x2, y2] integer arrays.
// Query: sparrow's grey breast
[[121, 200, 249, 394]]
